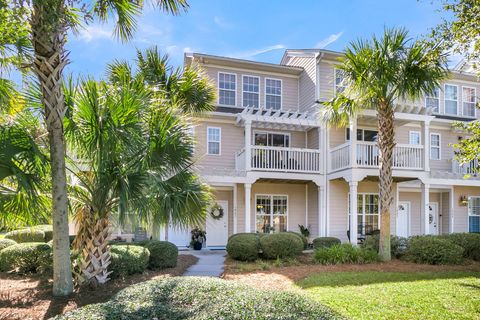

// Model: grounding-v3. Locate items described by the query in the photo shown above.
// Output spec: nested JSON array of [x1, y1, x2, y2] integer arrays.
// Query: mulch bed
[[0, 254, 198, 320], [223, 255, 480, 291]]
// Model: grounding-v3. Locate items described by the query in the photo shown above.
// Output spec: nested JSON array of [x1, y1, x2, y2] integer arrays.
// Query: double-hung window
[[468, 196, 480, 233], [265, 78, 282, 110], [462, 87, 476, 117], [207, 127, 221, 155], [218, 72, 236, 106], [409, 131, 421, 145], [242, 75, 259, 108], [255, 195, 287, 233], [425, 88, 440, 113], [335, 68, 347, 93], [430, 133, 441, 160], [444, 84, 458, 115]]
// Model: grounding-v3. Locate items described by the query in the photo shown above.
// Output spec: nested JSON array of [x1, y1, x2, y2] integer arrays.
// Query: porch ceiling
[[256, 178, 311, 184], [236, 107, 321, 131]]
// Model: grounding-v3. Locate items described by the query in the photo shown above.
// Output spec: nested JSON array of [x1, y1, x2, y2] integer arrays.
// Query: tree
[[65, 47, 215, 285], [322, 27, 448, 260], [7, 0, 189, 296]]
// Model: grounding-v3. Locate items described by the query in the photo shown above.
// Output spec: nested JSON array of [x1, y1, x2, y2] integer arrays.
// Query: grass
[[297, 271, 480, 320]]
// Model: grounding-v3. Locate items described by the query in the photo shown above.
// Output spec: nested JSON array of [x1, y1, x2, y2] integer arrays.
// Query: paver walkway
[[181, 249, 226, 277]]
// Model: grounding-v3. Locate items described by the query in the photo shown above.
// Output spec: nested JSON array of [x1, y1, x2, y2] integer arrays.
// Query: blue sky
[[66, 0, 450, 78]]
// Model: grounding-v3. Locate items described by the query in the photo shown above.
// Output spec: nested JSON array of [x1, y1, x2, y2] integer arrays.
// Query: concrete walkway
[[181, 249, 226, 277]]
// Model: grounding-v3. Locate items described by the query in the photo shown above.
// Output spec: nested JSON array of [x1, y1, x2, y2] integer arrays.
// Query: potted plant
[[190, 227, 206, 250]]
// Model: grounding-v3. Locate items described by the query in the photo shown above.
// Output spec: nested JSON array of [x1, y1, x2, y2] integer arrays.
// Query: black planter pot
[[193, 242, 203, 250]]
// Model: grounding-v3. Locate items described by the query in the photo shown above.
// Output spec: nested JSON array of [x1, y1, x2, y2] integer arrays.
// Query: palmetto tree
[[322, 28, 447, 260], [7, 0, 189, 295]]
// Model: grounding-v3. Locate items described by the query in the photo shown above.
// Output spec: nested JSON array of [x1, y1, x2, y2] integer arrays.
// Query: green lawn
[[297, 271, 480, 320]]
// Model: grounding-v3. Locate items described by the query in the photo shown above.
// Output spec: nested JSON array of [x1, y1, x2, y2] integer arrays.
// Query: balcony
[[330, 142, 424, 172], [236, 146, 322, 174], [452, 159, 479, 176]]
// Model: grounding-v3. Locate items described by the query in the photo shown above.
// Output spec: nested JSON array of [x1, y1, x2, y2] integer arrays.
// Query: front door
[[429, 202, 439, 235], [206, 200, 229, 247], [396, 202, 410, 237]]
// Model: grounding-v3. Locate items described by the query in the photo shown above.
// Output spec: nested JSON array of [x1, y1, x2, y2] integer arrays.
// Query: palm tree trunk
[[377, 101, 395, 261], [31, 0, 73, 296]]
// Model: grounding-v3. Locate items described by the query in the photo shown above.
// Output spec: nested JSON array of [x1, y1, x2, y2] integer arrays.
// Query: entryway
[[429, 202, 439, 235], [206, 200, 228, 247], [396, 201, 410, 237]]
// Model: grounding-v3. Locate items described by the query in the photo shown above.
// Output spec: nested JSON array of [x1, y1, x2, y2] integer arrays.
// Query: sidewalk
[[181, 249, 226, 277]]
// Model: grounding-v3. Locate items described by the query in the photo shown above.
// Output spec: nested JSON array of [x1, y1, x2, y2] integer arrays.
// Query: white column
[[244, 183, 252, 232], [245, 121, 252, 171], [233, 184, 238, 234], [349, 181, 358, 244], [422, 182, 430, 234], [318, 184, 326, 237], [160, 225, 167, 241], [422, 121, 430, 172], [305, 184, 309, 227], [349, 118, 357, 168], [449, 188, 455, 233]]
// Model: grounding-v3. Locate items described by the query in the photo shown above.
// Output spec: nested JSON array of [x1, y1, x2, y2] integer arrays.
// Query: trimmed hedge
[[0, 242, 52, 273], [54, 277, 342, 320], [439, 233, 480, 261], [4, 228, 45, 243], [33, 225, 53, 242], [226, 233, 260, 261], [144, 240, 178, 269], [405, 236, 464, 265], [109, 245, 150, 278], [0, 238, 17, 251], [313, 237, 341, 249], [287, 231, 308, 249], [314, 243, 379, 265], [260, 232, 303, 259], [362, 235, 408, 258]]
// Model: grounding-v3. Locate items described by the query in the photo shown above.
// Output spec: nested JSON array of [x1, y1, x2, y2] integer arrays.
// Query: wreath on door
[[210, 203, 224, 220]]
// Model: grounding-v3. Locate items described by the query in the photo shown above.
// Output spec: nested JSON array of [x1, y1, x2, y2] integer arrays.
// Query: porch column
[[318, 184, 326, 237], [233, 184, 238, 234], [244, 183, 252, 232], [349, 181, 358, 244], [349, 118, 357, 168], [449, 188, 455, 233], [160, 225, 167, 241], [422, 121, 430, 172], [422, 182, 430, 234], [245, 121, 252, 171]]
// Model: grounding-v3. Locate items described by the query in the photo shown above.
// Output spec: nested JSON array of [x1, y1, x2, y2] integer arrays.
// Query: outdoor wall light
[[459, 195, 469, 206]]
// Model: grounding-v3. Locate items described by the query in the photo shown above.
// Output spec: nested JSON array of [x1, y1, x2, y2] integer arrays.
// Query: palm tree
[[322, 28, 447, 260], [7, 0, 189, 295]]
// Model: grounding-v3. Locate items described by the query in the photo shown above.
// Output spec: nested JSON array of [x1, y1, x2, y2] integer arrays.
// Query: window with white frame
[[335, 68, 347, 93], [207, 127, 221, 155], [348, 193, 380, 236], [242, 75, 259, 108], [265, 78, 282, 110], [468, 196, 480, 233], [218, 73, 236, 106], [430, 133, 441, 160], [425, 88, 440, 113], [444, 84, 458, 115], [255, 195, 287, 233], [254, 131, 290, 147], [409, 131, 421, 145], [462, 87, 476, 117]]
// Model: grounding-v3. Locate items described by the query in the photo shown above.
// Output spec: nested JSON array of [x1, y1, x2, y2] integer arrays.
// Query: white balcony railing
[[452, 159, 479, 175], [330, 143, 350, 171]]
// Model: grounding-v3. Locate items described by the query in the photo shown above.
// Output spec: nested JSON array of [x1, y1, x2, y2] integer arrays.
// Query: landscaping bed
[[0, 254, 197, 320]]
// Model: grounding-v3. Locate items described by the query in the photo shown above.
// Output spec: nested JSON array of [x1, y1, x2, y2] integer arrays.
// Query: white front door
[[206, 200, 229, 247], [429, 202, 439, 235], [167, 225, 190, 247], [396, 202, 410, 237]]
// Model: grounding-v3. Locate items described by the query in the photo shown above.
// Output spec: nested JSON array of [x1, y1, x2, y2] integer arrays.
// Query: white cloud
[[77, 24, 113, 42], [315, 32, 343, 49], [213, 16, 233, 29], [229, 44, 286, 59]]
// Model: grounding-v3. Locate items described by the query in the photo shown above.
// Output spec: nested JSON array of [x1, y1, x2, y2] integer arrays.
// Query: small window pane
[[430, 134, 440, 160], [265, 79, 281, 110], [207, 127, 220, 155], [463, 87, 476, 117], [409, 132, 421, 145], [445, 85, 458, 115], [219, 73, 236, 106], [426, 88, 440, 113], [243, 76, 259, 108]]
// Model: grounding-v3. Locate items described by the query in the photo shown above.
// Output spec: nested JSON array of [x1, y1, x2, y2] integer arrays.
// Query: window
[[430, 133, 441, 160], [335, 68, 347, 93], [349, 193, 380, 236], [218, 73, 236, 106], [462, 87, 476, 117], [444, 84, 458, 115], [256, 195, 287, 233], [207, 127, 221, 155], [265, 78, 282, 110], [468, 196, 480, 233], [346, 128, 378, 142], [254, 131, 290, 147], [425, 88, 440, 113], [242, 75, 259, 108], [409, 131, 421, 145]]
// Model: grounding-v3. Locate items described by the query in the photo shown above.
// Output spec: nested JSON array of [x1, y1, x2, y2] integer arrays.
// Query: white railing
[[393, 144, 423, 169], [249, 146, 321, 173], [453, 159, 479, 175], [330, 143, 350, 171]]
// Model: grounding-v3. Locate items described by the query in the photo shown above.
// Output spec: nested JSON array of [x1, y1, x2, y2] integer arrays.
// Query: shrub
[[0, 242, 52, 273], [144, 240, 178, 269], [260, 232, 303, 259], [0, 238, 17, 251], [287, 231, 308, 249], [439, 233, 480, 261], [109, 245, 150, 278], [54, 277, 341, 320], [4, 228, 45, 243], [362, 235, 408, 258], [405, 236, 464, 265], [33, 225, 53, 242], [314, 244, 379, 265], [226, 233, 260, 261], [313, 237, 341, 249]]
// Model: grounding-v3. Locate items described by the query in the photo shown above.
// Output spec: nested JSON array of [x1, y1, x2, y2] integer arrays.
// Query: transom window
[[265, 78, 282, 110], [425, 88, 440, 113], [207, 127, 221, 155], [462, 87, 476, 117], [218, 73, 236, 106], [349, 193, 380, 236], [242, 75, 259, 108], [256, 195, 287, 233], [346, 128, 378, 142], [444, 84, 458, 115], [335, 68, 347, 93], [254, 131, 290, 148], [468, 196, 480, 233], [409, 131, 421, 145], [430, 133, 441, 160]]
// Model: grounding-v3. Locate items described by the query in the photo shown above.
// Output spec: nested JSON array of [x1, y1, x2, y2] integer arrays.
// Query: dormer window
[[218, 72, 236, 106], [444, 84, 458, 115], [242, 75, 259, 108], [425, 88, 440, 113], [265, 78, 282, 110]]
